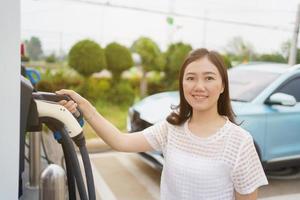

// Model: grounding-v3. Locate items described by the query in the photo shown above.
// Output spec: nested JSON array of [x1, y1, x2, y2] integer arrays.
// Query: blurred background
[[21, 0, 300, 138], [16, 1, 300, 199]]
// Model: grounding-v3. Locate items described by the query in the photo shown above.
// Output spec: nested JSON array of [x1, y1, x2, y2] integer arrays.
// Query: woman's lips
[[191, 94, 208, 100]]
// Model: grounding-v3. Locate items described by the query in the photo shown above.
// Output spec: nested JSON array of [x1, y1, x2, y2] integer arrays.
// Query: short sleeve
[[141, 120, 169, 152], [231, 136, 268, 194]]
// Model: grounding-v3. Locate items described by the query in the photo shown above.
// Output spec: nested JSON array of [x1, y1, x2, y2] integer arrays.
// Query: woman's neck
[[190, 107, 223, 125], [188, 107, 227, 138]]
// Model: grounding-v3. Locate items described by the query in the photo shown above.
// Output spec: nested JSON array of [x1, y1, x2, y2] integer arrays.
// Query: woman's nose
[[193, 80, 205, 91]]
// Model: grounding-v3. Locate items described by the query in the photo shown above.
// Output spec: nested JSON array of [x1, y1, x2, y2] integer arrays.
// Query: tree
[[254, 53, 287, 63], [68, 40, 107, 101], [280, 40, 300, 64], [164, 42, 192, 89], [68, 39, 106, 77], [24, 36, 43, 60], [225, 36, 255, 63], [45, 53, 57, 63], [105, 42, 133, 80], [280, 40, 291, 59], [131, 37, 166, 97], [222, 54, 233, 69], [297, 49, 300, 64]]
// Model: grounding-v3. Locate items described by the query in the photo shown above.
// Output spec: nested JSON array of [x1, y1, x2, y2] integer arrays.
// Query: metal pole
[[288, 4, 300, 65], [29, 131, 41, 188], [39, 164, 66, 200]]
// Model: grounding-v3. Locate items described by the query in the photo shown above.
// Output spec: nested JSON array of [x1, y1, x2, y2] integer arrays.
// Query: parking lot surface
[[83, 149, 300, 200]]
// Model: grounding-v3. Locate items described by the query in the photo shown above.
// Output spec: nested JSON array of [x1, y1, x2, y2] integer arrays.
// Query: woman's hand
[[55, 89, 87, 114]]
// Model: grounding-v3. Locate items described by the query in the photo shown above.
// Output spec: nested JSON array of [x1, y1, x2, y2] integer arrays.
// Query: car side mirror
[[267, 93, 297, 106]]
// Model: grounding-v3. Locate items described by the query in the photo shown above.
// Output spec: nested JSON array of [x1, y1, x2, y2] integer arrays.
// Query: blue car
[[127, 63, 300, 171]]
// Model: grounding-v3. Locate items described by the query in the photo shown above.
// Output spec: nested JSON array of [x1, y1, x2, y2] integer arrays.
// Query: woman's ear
[[221, 85, 225, 94]]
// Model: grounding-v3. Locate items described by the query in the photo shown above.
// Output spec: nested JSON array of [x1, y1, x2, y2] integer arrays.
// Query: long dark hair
[[166, 48, 236, 125]]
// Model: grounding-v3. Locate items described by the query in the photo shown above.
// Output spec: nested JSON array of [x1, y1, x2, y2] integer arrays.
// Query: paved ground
[[22, 132, 300, 200], [84, 138, 300, 200]]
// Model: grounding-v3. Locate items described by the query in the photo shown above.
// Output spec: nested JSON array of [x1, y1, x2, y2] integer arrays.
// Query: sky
[[21, 0, 300, 55]]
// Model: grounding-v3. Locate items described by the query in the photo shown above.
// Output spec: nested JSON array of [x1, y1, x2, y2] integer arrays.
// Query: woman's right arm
[[56, 89, 153, 152], [80, 99, 153, 152]]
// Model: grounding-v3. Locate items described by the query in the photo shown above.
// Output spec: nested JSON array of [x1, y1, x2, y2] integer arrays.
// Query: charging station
[[18, 76, 96, 200], [0, 0, 20, 199], [1, 1, 96, 197]]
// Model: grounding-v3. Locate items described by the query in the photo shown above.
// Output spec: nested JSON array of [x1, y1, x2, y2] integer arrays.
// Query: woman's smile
[[191, 93, 209, 101]]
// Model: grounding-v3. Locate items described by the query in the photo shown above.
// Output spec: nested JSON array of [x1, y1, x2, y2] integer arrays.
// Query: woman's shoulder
[[159, 118, 185, 129], [153, 119, 178, 132], [227, 121, 253, 143], [157, 119, 174, 128]]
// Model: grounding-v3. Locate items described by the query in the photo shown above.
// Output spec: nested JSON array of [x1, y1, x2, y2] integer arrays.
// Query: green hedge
[[37, 68, 83, 92], [68, 39, 107, 77], [78, 78, 111, 103]]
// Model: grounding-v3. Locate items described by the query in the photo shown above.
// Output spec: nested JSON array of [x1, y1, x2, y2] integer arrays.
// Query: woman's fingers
[[59, 100, 78, 114], [64, 100, 75, 109], [69, 103, 78, 113], [56, 89, 75, 100], [56, 89, 72, 95], [58, 100, 67, 106], [55, 89, 85, 105], [56, 90, 81, 114]]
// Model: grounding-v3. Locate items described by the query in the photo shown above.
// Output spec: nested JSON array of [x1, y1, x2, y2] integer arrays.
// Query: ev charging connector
[[34, 100, 83, 138]]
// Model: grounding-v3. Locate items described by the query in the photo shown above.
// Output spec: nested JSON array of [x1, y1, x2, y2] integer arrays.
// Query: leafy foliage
[[107, 80, 136, 106], [37, 67, 83, 92], [78, 77, 111, 103], [225, 36, 255, 63], [68, 39, 107, 77], [295, 49, 300, 64], [79, 78, 135, 105], [105, 42, 133, 79], [21, 56, 30, 62], [24, 36, 43, 60], [131, 37, 165, 72], [222, 54, 233, 68], [164, 42, 192, 88], [45, 53, 57, 63], [254, 53, 287, 63]]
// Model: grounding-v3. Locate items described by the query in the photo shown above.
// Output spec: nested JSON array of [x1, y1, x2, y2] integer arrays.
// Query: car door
[[265, 76, 300, 162]]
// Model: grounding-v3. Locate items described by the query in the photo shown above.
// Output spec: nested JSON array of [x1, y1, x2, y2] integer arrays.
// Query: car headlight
[[127, 107, 134, 132], [127, 108, 152, 132]]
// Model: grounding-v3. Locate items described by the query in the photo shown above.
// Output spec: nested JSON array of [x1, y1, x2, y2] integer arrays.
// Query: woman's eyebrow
[[185, 71, 217, 76], [203, 71, 217, 75], [185, 72, 196, 76]]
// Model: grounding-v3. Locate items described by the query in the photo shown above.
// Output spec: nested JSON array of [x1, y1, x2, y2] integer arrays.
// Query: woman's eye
[[186, 77, 194, 80], [205, 76, 215, 80]]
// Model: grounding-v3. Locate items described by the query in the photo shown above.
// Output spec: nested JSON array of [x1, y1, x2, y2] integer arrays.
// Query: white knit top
[[142, 118, 268, 200]]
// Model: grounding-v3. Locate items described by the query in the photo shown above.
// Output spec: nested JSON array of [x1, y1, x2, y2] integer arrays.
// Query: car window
[[228, 68, 280, 102], [276, 77, 300, 102]]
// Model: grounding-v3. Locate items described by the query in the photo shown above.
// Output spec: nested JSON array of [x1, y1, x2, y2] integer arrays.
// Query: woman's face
[[182, 56, 224, 113]]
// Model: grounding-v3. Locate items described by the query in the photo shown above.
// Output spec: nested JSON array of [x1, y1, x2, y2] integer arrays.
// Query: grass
[[83, 100, 130, 140]]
